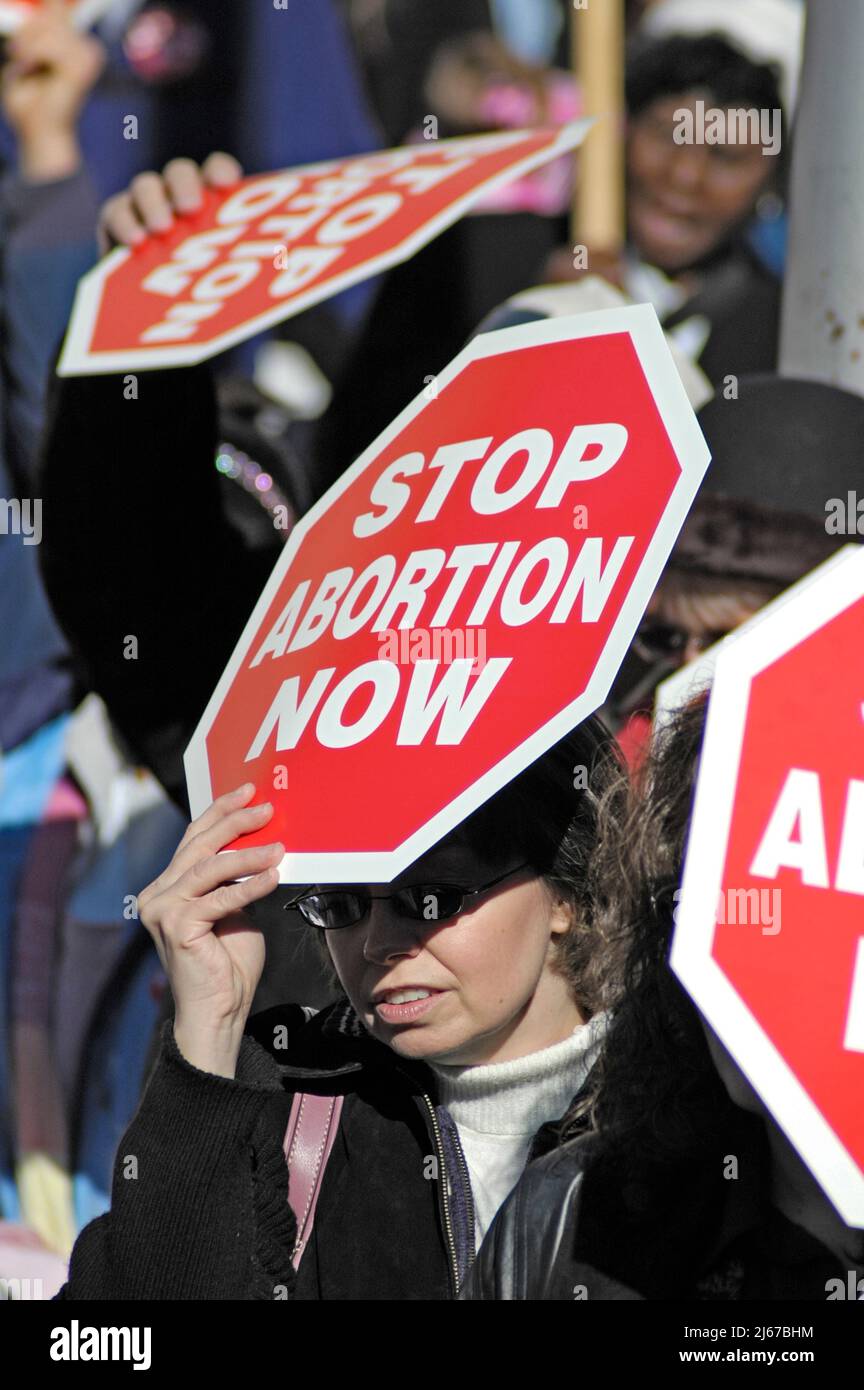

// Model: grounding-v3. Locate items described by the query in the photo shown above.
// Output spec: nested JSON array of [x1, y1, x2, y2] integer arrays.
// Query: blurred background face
[[627, 90, 776, 272], [323, 838, 579, 1066]]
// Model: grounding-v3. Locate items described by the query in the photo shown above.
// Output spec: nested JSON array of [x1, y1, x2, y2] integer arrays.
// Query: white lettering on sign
[[248, 533, 634, 665], [396, 658, 511, 744], [499, 538, 570, 625], [316, 661, 401, 748], [141, 227, 244, 298], [316, 193, 403, 245], [427, 543, 498, 627], [390, 156, 474, 194], [750, 767, 864, 895], [243, 657, 510, 757], [548, 536, 634, 623], [844, 938, 864, 1053], [245, 668, 336, 758], [215, 174, 303, 225], [371, 550, 447, 632], [536, 423, 629, 506], [139, 155, 479, 346], [836, 779, 864, 894], [139, 301, 222, 343], [471, 430, 555, 515], [269, 247, 342, 299], [749, 769, 831, 886], [289, 568, 354, 653], [353, 423, 630, 536], [249, 580, 311, 666], [416, 440, 492, 523], [354, 452, 426, 538], [332, 556, 398, 639]]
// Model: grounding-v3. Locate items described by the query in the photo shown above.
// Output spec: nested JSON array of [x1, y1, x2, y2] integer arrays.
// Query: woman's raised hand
[[137, 784, 283, 1078], [97, 150, 244, 255]]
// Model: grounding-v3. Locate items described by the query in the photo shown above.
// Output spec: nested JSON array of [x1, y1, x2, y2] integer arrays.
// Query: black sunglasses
[[284, 862, 533, 931], [633, 616, 726, 664]]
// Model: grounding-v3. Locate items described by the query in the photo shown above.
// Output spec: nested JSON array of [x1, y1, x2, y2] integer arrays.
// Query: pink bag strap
[[283, 1092, 344, 1271]]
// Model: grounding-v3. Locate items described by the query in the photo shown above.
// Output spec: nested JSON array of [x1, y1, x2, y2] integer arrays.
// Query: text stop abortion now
[[245, 421, 634, 757]]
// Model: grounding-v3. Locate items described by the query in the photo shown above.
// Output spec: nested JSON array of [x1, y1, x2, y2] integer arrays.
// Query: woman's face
[[627, 90, 776, 272], [323, 838, 582, 1066]]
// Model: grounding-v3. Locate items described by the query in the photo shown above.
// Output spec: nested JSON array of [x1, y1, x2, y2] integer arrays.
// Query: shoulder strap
[[283, 1092, 344, 1271]]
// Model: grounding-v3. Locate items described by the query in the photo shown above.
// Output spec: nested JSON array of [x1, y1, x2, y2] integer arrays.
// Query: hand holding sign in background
[[185, 303, 710, 883], [58, 124, 592, 375], [673, 545, 864, 1226]]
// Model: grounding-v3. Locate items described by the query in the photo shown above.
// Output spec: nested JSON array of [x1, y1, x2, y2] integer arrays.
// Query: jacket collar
[[256, 996, 438, 1094], [262, 998, 598, 1131]]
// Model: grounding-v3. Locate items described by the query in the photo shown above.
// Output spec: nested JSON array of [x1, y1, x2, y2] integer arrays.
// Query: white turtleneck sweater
[[428, 1013, 607, 1248]]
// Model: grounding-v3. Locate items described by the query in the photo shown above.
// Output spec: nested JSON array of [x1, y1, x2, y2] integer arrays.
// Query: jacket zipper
[[421, 1093, 461, 1296], [451, 1127, 477, 1279]]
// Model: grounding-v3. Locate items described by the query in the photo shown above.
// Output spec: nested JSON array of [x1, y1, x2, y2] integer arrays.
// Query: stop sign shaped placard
[[673, 546, 864, 1225], [58, 124, 590, 376], [185, 305, 709, 881]]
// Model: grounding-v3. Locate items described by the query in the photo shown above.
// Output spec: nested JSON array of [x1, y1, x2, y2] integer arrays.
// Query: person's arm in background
[[38, 154, 277, 808], [0, 0, 105, 486]]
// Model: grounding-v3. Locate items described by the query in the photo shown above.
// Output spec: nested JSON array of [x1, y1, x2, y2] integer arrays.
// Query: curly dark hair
[[561, 696, 762, 1293], [447, 714, 627, 1018]]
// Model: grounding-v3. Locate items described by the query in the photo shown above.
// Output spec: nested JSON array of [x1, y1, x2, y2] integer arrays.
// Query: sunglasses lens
[[299, 891, 365, 930], [636, 618, 687, 662], [396, 885, 465, 922]]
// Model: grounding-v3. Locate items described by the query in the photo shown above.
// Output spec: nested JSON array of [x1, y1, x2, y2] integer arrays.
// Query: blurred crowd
[[3, 0, 857, 1298]]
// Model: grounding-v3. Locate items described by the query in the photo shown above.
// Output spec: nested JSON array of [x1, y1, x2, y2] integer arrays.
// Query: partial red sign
[[58, 124, 591, 376], [673, 545, 864, 1226], [184, 304, 709, 883]]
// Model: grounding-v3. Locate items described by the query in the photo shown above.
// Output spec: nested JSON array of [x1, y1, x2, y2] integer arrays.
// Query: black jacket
[[463, 1127, 852, 1301], [57, 997, 569, 1301]]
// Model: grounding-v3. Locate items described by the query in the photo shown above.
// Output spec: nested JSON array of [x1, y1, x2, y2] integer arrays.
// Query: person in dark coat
[[464, 697, 864, 1300], [55, 717, 625, 1300]]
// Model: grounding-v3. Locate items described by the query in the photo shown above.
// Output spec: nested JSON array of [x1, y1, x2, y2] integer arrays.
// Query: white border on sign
[[57, 122, 594, 376], [671, 544, 864, 1227], [184, 302, 710, 882]]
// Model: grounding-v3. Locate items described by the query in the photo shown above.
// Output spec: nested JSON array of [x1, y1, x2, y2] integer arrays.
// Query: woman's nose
[[361, 901, 422, 963], [668, 144, 709, 192]]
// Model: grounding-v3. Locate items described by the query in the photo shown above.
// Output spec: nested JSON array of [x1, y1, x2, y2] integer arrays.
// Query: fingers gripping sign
[[137, 783, 284, 1077]]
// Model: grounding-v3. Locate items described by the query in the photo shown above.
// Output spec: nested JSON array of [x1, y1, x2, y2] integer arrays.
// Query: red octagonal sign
[[185, 305, 708, 881], [673, 546, 864, 1226]]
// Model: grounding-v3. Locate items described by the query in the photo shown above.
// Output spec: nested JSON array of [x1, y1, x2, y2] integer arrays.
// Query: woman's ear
[[548, 890, 578, 939]]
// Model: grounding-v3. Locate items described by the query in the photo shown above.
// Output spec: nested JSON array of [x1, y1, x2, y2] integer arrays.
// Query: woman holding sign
[[56, 714, 624, 1300]]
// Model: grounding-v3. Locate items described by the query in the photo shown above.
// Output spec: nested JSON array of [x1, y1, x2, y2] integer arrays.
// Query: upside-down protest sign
[[0, 0, 115, 32], [58, 124, 591, 376], [185, 304, 710, 882], [672, 545, 864, 1226]]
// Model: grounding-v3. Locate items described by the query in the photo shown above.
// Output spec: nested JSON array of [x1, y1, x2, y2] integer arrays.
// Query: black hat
[[696, 374, 864, 522]]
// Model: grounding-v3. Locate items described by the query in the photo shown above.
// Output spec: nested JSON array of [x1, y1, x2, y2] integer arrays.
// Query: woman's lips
[[374, 990, 445, 1024]]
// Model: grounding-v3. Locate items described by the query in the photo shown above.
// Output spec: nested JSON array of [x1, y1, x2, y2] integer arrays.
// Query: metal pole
[[780, 0, 864, 392]]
